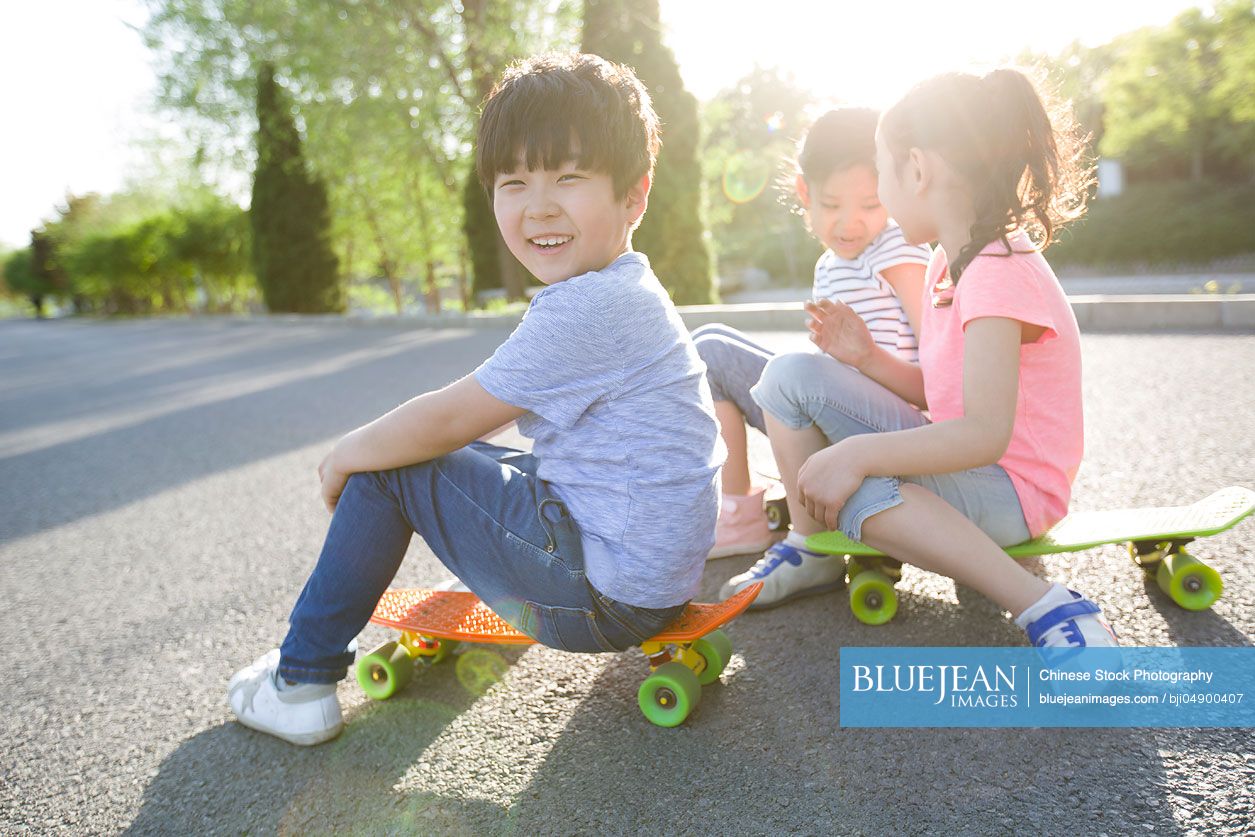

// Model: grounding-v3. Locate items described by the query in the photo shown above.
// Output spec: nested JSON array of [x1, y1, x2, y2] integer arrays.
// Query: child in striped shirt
[[694, 108, 930, 608]]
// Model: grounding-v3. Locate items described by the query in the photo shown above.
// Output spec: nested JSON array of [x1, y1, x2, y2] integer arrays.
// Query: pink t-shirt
[[918, 232, 1083, 537]]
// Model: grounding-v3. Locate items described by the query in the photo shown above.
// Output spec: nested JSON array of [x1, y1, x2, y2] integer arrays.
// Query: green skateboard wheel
[[356, 641, 415, 700], [849, 570, 898, 625], [1156, 552, 1223, 611], [638, 661, 702, 727], [691, 629, 733, 685]]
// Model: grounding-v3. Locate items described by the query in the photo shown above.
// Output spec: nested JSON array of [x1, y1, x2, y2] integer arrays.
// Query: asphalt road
[[1, 318, 1252, 835]]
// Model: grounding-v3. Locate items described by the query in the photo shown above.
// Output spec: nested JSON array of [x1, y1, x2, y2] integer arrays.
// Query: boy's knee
[[690, 322, 724, 341], [692, 323, 733, 362], [693, 324, 736, 392]]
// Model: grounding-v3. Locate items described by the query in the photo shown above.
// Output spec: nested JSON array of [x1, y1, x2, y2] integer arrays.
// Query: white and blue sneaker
[[719, 536, 846, 609], [1016, 584, 1120, 648]]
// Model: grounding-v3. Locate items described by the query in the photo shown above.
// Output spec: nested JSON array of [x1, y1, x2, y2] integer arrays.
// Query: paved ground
[[1, 318, 1252, 835]]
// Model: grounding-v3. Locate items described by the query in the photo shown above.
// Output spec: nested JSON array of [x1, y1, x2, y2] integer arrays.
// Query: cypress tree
[[250, 62, 343, 313], [583, 0, 714, 304], [463, 165, 502, 299]]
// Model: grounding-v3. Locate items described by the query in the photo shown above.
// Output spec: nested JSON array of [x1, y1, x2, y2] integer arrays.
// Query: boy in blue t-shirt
[[228, 53, 724, 746]]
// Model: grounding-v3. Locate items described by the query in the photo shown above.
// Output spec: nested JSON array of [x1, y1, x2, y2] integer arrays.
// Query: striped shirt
[[810, 222, 932, 362]]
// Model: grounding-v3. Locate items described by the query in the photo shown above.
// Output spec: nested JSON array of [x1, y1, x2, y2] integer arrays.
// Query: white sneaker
[[227, 649, 344, 746], [719, 540, 845, 609], [1016, 584, 1120, 648]]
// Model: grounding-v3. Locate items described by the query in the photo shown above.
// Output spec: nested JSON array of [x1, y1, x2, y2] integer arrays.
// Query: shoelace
[[1034, 619, 1087, 648], [749, 542, 804, 578]]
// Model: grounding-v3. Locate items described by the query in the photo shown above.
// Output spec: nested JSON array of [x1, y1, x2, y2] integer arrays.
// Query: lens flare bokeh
[[721, 151, 772, 204]]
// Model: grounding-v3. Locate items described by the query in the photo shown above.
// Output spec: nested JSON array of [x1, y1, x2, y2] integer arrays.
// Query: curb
[[678, 295, 1255, 332], [1066, 294, 1255, 330], [211, 295, 1255, 332]]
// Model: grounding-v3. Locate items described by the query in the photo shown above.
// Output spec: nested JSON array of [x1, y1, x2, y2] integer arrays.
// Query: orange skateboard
[[356, 582, 763, 727]]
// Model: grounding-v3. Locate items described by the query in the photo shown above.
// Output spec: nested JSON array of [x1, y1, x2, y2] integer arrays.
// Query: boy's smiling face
[[493, 159, 648, 285], [797, 163, 889, 259]]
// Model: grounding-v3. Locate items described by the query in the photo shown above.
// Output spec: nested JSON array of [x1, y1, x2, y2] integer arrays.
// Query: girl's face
[[797, 164, 888, 259], [874, 132, 934, 246]]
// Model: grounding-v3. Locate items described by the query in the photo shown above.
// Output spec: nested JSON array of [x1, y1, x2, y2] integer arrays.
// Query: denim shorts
[[751, 351, 1031, 546]]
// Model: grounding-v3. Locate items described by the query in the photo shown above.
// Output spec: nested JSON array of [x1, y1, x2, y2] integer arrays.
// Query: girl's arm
[[318, 374, 526, 511], [806, 299, 927, 408], [878, 262, 925, 341], [796, 316, 1022, 529]]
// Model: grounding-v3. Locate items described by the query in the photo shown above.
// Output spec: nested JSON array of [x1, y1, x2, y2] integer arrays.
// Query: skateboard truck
[[357, 582, 762, 727], [1127, 538, 1223, 608], [807, 487, 1250, 624]]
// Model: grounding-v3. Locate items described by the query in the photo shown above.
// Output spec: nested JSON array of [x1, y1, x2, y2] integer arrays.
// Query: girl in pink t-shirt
[[744, 68, 1118, 649]]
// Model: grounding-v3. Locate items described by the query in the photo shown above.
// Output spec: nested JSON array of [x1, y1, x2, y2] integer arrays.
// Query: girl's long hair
[[879, 68, 1094, 282]]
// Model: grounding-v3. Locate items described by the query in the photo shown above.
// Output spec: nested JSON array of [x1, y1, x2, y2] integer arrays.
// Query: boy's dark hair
[[879, 68, 1093, 282], [797, 108, 880, 186], [476, 53, 660, 198]]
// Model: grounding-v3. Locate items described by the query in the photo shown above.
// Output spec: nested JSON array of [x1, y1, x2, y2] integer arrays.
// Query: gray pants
[[692, 324, 774, 432], [751, 351, 1031, 546]]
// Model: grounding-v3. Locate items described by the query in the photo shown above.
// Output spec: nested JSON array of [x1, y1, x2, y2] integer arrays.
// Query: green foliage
[[142, 0, 580, 308], [2, 248, 49, 317], [1048, 181, 1255, 268], [464, 170, 503, 299], [701, 67, 819, 290], [1015, 3, 1255, 268], [26, 188, 254, 316], [250, 63, 342, 313], [176, 198, 254, 311], [583, 0, 714, 304], [1032, 1, 1255, 183]]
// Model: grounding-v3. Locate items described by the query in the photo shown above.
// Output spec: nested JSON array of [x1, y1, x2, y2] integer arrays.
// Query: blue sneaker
[[719, 540, 845, 609], [1016, 584, 1120, 648]]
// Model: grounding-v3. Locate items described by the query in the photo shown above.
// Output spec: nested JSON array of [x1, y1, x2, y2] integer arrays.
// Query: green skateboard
[[805, 486, 1254, 625]]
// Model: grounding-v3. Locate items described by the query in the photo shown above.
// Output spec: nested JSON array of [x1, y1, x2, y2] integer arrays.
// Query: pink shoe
[[708, 487, 778, 560]]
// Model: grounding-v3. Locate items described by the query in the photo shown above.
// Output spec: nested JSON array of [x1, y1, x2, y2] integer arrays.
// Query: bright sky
[[0, 0, 1204, 249]]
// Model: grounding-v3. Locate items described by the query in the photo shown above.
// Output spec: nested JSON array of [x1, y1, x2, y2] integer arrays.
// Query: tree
[[701, 67, 817, 289], [141, 0, 580, 306], [2, 248, 48, 318], [583, 0, 714, 303], [1212, 0, 1255, 179], [176, 197, 254, 312], [1098, 3, 1255, 182], [1019, 41, 1115, 156], [250, 62, 342, 313]]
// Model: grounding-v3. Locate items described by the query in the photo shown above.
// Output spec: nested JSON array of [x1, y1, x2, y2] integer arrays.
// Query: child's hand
[[318, 448, 350, 514], [805, 299, 875, 369], [795, 442, 867, 531]]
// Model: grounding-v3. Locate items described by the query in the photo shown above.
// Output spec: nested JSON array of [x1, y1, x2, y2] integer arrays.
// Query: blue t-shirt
[[475, 251, 724, 608]]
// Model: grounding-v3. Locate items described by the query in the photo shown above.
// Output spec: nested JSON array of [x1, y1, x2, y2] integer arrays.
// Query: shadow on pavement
[[124, 658, 517, 836], [497, 601, 1188, 835], [1138, 575, 1253, 648]]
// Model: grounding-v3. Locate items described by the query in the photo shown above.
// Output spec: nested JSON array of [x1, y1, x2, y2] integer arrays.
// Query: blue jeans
[[278, 442, 686, 684], [751, 352, 1031, 546]]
